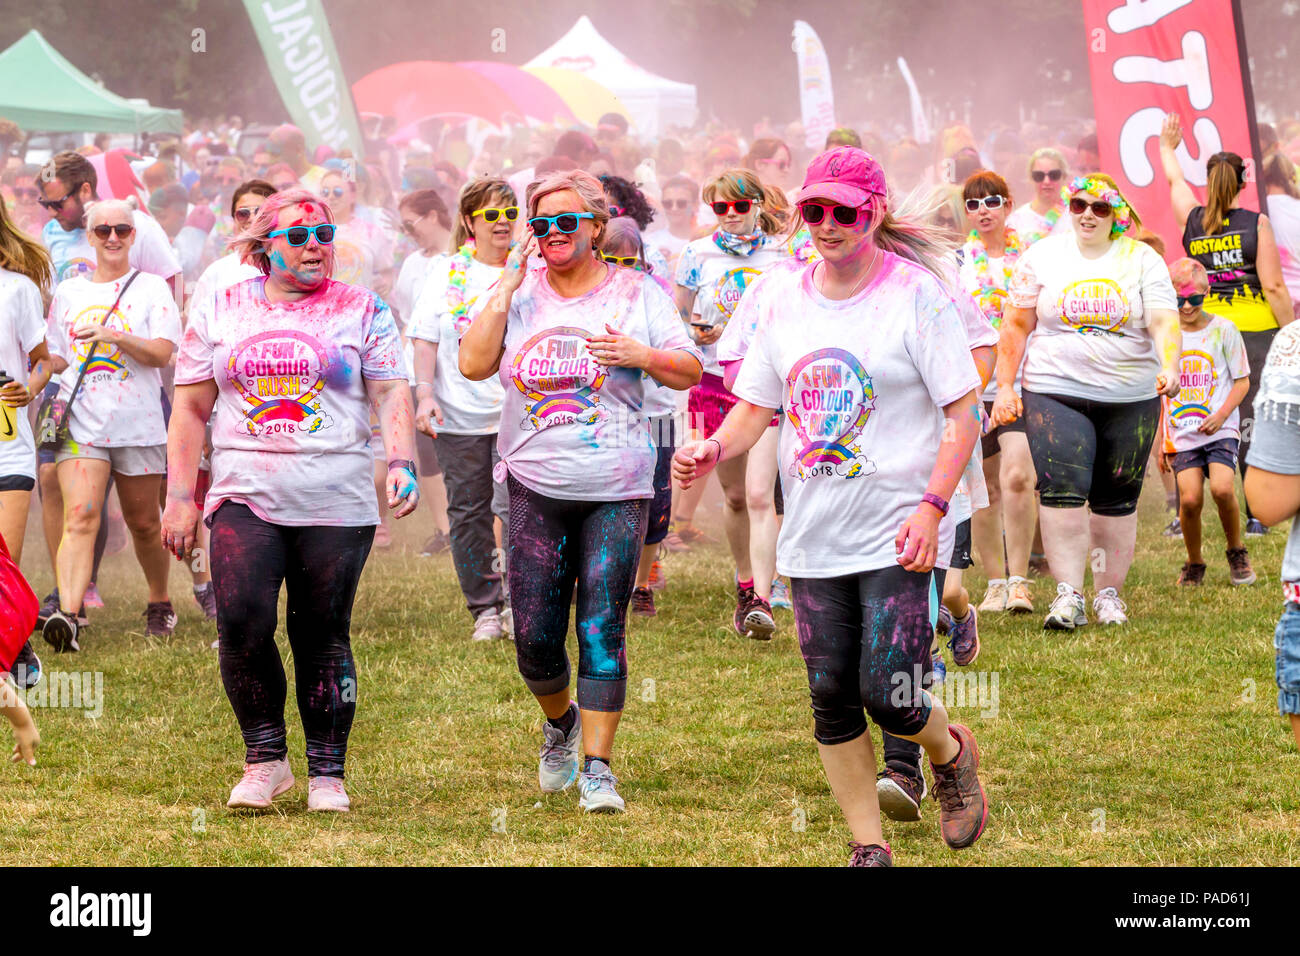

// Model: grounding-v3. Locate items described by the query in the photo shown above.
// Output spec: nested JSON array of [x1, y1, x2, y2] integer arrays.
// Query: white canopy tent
[[524, 16, 697, 138]]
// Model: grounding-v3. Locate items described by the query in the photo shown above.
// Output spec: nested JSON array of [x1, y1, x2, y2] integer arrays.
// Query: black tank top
[[1181, 206, 1274, 331]]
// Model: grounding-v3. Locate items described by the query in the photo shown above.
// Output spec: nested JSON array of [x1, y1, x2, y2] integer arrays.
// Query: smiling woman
[[162, 185, 418, 814]]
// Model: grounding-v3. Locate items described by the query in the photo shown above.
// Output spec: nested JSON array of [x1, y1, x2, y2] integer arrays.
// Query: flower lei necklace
[[1063, 176, 1133, 239], [967, 226, 1022, 324], [448, 238, 514, 333]]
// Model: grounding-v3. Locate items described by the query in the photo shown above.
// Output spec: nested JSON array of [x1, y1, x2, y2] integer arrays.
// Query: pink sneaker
[[83, 583, 104, 609], [226, 759, 294, 809], [307, 776, 351, 812]]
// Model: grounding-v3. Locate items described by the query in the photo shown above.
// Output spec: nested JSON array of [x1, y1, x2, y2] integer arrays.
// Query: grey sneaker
[[538, 703, 581, 792], [1043, 582, 1087, 630], [472, 609, 503, 641], [42, 610, 80, 653], [578, 761, 626, 813]]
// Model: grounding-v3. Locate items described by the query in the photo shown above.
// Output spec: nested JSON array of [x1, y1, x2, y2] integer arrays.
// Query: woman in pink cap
[[674, 147, 990, 866]]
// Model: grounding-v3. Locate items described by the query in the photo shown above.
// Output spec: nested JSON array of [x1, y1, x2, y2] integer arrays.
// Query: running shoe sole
[[1043, 613, 1084, 631], [1231, 572, 1258, 586], [877, 776, 926, 822], [578, 789, 626, 814], [42, 615, 78, 653], [743, 610, 775, 641]]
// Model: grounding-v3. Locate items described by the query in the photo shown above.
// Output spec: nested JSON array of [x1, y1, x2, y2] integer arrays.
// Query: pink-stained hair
[[228, 187, 333, 275], [1169, 257, 1209, 293]]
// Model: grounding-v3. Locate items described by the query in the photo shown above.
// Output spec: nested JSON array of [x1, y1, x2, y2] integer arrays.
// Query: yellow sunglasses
[[600, 253, 642, 267], [471, 206, 519, 223]]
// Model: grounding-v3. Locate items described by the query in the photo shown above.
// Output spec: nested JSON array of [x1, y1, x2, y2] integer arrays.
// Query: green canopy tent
[[0, 29, 182, 134]]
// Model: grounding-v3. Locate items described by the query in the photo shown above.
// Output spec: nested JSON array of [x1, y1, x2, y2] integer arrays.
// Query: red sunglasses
[[711, 199, 753, 216]]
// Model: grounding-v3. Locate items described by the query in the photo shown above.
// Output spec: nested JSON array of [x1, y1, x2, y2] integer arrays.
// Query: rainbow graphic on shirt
[[710, 267, 764, 324], [784, 347, 877, 481], [1169, 349, 1217, 427], [1057, 278, 1130, 335], [66, 303, 131, 382], [227, 330, 332, 437], [509, 325, 607, 431]]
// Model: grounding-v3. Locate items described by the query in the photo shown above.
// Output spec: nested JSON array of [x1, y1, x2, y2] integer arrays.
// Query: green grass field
[[3, 481, 1298, 867]]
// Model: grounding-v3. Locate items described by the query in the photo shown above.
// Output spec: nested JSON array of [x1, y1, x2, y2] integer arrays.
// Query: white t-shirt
[[46, 272, 181, 447], [731, 253, 982, 577], [1006, 202, 1070, 247], [1167, 315, 1250, 452], [0, 269, 47, 479], [1009, 234, 1177, 403], [408, 255, 506, 435], [390, 250, 446, 322], [188, 253, 261, 318], [717, 257, 813, 365], [493, 265, 700, 500], [674, 234, 790, 375], [330, 218, 390, 289], [42, 211, 182, 285], [176, 278, 408, 526], [645, 227, 691, 274], [955, 241, 1024, 400], [1268, 193, 1300, 310]]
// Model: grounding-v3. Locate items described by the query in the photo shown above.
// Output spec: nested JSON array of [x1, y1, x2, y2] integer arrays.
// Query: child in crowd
[[1162, 259, 1255, 586], [1, 679, 39, 767]]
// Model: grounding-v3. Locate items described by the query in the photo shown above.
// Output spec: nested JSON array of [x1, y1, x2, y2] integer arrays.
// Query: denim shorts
[[1171, 437, 1239, 475], [1276, 603, 1300, 716]]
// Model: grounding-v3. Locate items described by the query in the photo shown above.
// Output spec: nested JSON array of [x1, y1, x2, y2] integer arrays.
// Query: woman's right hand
[[501, 234, 537, 294], [1160, 113, 1183, 151], [672, 439, 721, 488], [161, 497, 201, 561], [415, 395, 444, 437], [990, 384, 1022, 427]]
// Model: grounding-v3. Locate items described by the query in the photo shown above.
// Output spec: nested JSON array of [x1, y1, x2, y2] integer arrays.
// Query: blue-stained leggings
[[209, 501, 374, 778], [507, 474, 647, 713]]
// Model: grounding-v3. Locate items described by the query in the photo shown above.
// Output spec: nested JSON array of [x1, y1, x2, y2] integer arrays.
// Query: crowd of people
[[2, 102, 1300, 866]]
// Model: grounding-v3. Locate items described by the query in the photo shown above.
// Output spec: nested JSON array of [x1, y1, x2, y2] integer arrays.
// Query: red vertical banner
[[1080, 0, 1261, 253]]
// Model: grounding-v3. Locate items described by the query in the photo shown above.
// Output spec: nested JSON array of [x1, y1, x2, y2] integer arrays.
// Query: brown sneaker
[[1226, 547, 1257, 586], [1177, 561, 1206, 586], [630, 586, 657, 617], [876, 768, 927, 821], [144, 600, 178, 638], [930, 723, 988, 849]]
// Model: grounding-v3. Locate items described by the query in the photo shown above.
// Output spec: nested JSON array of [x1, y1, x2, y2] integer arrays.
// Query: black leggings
[[209, 502, 374, 778], [1022, 390, 1160, 516], [789, 565, 936, 744], [507, 474, 647, 713]]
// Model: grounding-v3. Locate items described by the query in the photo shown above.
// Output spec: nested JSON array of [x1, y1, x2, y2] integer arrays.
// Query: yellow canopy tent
[[523, 67, 630, 129]]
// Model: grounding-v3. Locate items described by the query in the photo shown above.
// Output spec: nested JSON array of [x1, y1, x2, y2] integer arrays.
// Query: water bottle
[[0, 370, 16, 443]]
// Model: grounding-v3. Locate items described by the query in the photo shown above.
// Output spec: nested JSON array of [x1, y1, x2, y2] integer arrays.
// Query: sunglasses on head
[[1177, 293, 1206, 308], [965, 195, 1007, 212], [600, 253, 641, 267], [268, 224, 335, 246], [91, 223, 134, 239], [711, 199, 753, 216], [662, 199, 690, 211], [1031, 169, 1065, 183], [799, 202, 869, 227], [473, 206, 518, 223], [1069, 197, 1113, 218], [527, 212, 593, 238]]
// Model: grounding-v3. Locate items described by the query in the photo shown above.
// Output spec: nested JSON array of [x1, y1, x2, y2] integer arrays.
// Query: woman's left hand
[[895, 506, 942, 572], [73, 323, 119, 345], [586, 324, 649, 368], [1156, 367, 1180, 398], [387, 465, 420, 519]]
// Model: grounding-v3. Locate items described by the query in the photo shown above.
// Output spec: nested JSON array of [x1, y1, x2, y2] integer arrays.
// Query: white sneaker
[[472, 609, 503, 641], [307, 776, 351, 812], [1092, 587, 1128, 625], [1043, 582, 1087, 630], [227, 758, 295, 808], [578, 761, 626, 813], [978, 581, 1008, 613]]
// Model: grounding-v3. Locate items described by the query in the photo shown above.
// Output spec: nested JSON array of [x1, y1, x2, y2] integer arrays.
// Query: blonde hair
[[1026, 147, 1068, 178], [0, 195, 52, 294], [873, 187, 960, 281], [703, 168, 785, 235], [1264, 153, 1300, 200], [527, 170, 610, 248], [86, 199, 134, 230]]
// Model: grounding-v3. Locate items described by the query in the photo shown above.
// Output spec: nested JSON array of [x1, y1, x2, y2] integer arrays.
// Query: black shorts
[[1171, 437, 1239, 476], [0, 474, 35, 492], [981, 399, 1026, 458], [949, 518, 973, 569], [1023, 390, 1160, 516]]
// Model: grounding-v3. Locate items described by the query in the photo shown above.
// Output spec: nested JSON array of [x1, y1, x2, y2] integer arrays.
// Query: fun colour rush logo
[[227, 330, 332, 437], [509, 326, 607, 431], [784, 347, 876, 481]]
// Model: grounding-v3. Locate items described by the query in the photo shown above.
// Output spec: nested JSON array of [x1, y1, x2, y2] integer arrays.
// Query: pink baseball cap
[[795, 146, 887, 207]]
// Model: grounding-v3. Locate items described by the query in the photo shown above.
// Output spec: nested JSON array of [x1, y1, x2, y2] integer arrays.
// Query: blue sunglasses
[[527, 212, 594, 238], [268, 224, 336, 246]]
